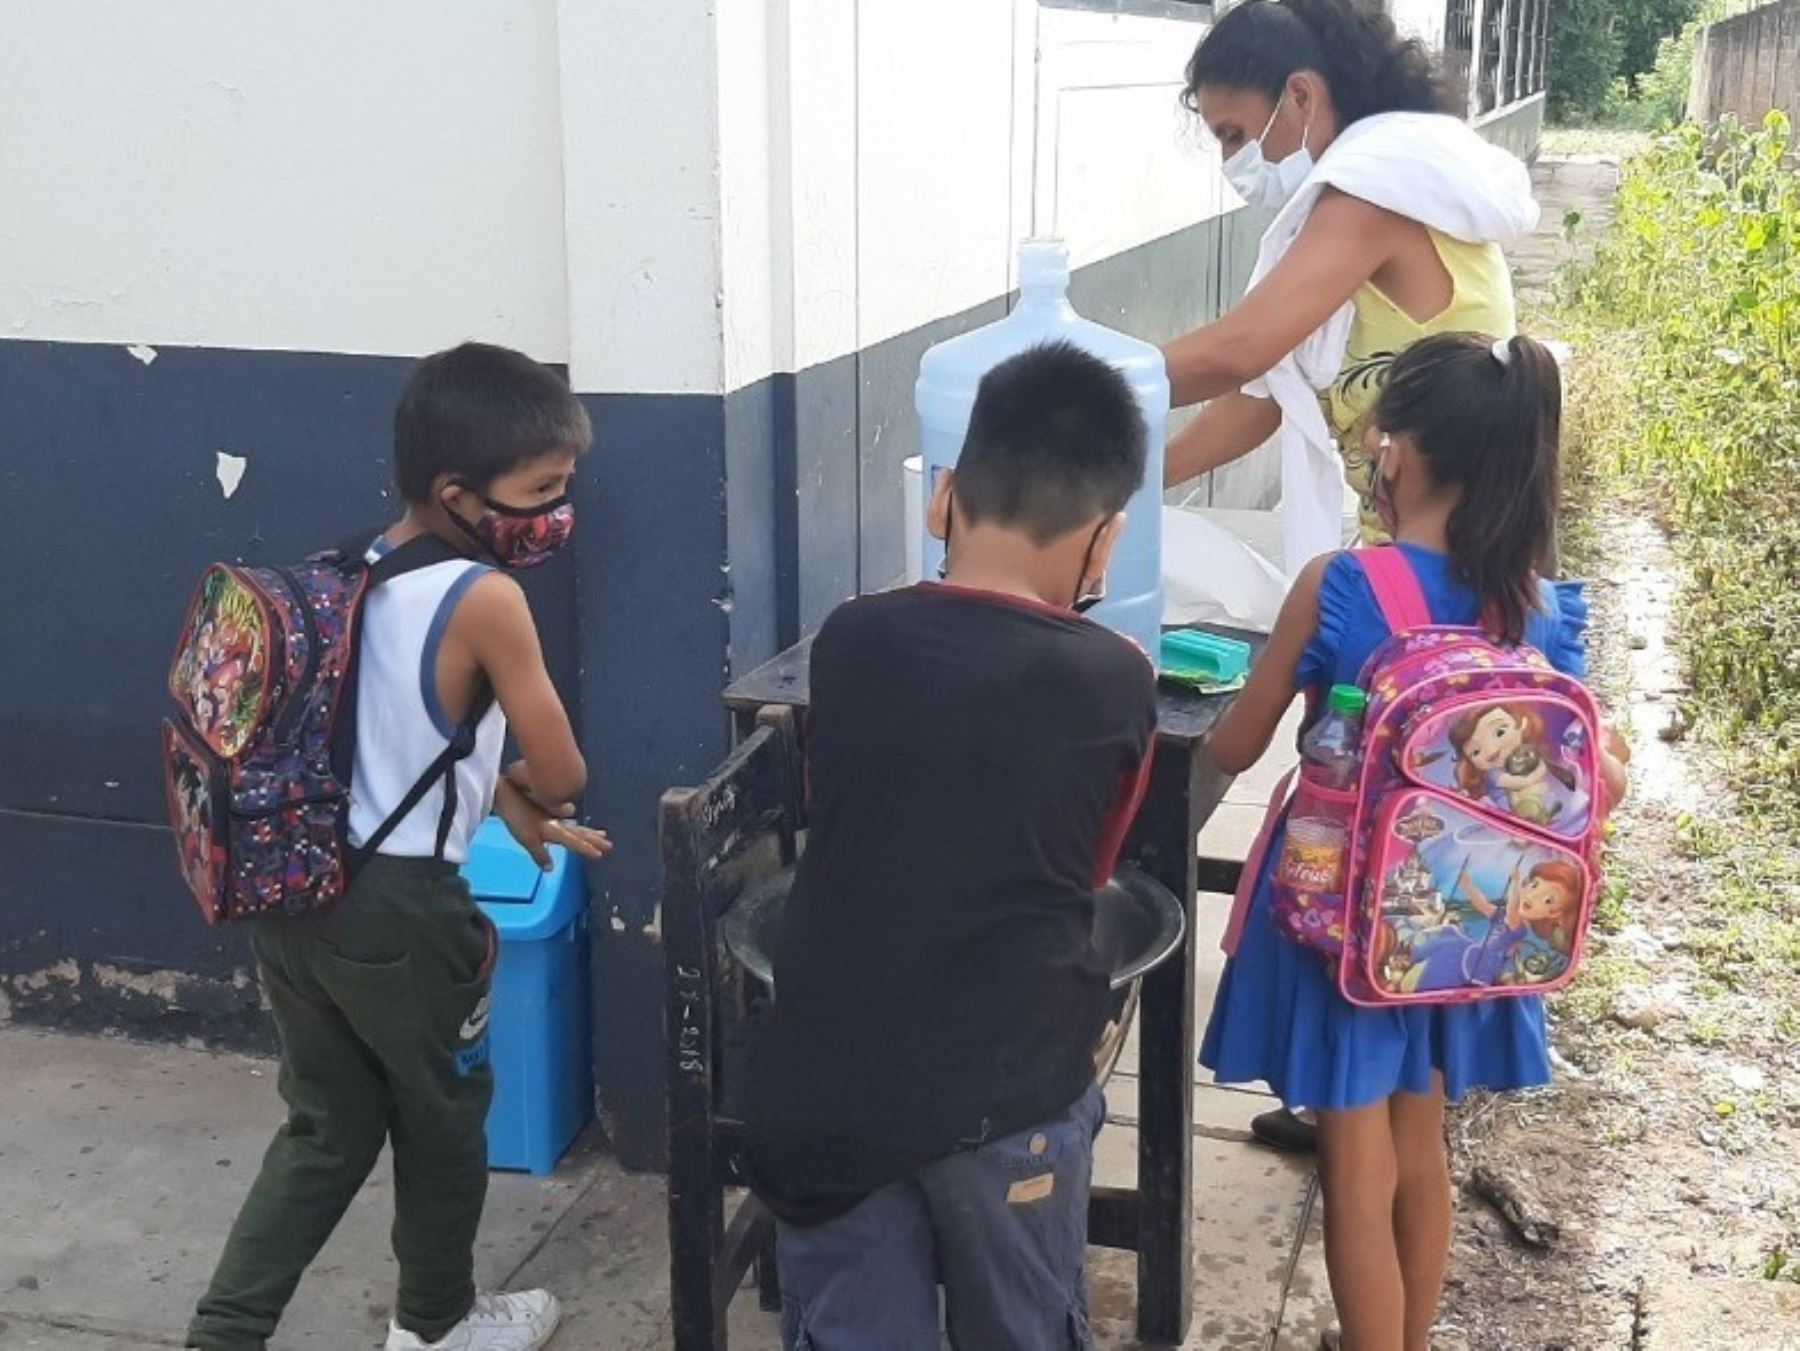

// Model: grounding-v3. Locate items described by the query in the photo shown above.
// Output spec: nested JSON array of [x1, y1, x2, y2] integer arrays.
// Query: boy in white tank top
[[189, 344, 610, 1351]]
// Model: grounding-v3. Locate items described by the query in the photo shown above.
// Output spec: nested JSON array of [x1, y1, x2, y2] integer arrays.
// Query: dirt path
[[1432, 160, 1800, 1350]]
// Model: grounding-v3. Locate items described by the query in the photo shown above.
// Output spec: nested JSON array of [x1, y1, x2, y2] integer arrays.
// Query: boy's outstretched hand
[[494, 777, 613, 871]]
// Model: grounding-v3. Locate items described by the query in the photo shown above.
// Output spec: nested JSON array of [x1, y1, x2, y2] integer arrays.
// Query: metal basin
[[719, 868, 1185, 1082]]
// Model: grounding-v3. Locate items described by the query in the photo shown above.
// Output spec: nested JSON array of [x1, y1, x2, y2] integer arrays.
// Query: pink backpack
[[1226, 548, 1607, 1008]]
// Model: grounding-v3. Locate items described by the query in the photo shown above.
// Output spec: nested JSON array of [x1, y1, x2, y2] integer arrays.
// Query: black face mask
[[1071, 520, 1109, 613]]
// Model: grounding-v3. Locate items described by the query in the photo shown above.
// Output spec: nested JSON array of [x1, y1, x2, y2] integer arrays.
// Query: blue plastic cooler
[[460, 818, 593, 1175]]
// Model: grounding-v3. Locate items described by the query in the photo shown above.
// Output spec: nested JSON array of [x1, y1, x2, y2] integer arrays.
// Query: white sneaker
[[384, 1290, 562, 1350]]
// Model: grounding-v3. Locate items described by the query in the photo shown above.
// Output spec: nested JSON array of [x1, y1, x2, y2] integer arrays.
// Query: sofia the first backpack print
[[1237, 547, 1609, 1008], [161, 534, 487, 924]]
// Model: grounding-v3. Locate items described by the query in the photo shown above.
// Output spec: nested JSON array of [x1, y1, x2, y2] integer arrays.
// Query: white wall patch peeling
[[215, 452, 248, 500]]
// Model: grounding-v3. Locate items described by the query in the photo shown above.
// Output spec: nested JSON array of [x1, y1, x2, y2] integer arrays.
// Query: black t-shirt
[[747, 583, 1157, 1227]]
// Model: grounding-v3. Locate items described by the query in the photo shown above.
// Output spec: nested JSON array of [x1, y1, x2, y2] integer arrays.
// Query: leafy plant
[[1558, 110, 1800, 1007], [1550, 0, 1629, 123], [1566, 0, 1761, 130]]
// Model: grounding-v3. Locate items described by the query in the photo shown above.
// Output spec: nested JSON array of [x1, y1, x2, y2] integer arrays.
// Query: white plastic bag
[[1160, 505, 1290, 634]]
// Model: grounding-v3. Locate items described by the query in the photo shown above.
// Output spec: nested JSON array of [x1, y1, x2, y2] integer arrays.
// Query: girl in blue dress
[[1201, 332, 1630, 1351]]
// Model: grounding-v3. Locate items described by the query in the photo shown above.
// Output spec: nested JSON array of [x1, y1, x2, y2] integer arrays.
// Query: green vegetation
[[1551, 0, 1766, 129], [1557, 110, 1800, 1036], [1563, 113, 1799, 779]]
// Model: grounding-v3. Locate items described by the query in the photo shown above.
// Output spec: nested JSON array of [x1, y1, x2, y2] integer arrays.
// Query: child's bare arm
[[494, 777, 612, 871], [1208, 555, 1331, 775], [1600, 746, 1630, 811], [455, 574, 588, 805]]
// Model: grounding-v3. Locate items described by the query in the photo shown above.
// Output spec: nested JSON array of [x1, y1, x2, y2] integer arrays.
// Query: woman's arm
[[1208, 554, 1331, 775], [1165, 391, 1284, 488], [1162, 191, 1398, 408]]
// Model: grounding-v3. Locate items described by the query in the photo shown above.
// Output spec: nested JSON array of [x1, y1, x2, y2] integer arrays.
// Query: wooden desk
[[722, 625, 1262, 1345]]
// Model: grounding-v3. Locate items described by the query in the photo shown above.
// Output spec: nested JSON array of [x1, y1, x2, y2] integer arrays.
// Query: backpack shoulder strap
[[1354, 546, 1432, 634], [349, 686, 495, 868], [1222, 764, 1298, 957], [342, 531, 495, 870], [365, 532, 468, 587], [331, 528, 469, 585]]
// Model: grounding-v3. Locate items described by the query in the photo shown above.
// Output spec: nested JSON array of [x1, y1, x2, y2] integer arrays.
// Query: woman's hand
[[494, 778, 613, 871]]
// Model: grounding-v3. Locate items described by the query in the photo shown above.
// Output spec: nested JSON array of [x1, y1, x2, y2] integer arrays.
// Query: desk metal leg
[[1127, 744, 1201, 1345]]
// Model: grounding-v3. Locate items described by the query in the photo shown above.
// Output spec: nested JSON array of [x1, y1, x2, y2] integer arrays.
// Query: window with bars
[[1477, 0, 1504, 112], [1443, 0, 1476, 115], [1465, 0, 1551, 116]]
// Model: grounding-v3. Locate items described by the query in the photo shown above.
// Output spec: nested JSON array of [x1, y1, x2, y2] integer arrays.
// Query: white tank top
[[346, 538, 508, 864]]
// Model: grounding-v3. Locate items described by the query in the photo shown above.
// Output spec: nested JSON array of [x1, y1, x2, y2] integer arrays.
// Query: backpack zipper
[[268, 566, 323, 744], [230, 788, 347, 821]]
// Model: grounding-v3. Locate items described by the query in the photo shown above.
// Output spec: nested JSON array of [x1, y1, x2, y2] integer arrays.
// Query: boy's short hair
[[953, 341, 1146, 544], [394, 342, 593, 503]]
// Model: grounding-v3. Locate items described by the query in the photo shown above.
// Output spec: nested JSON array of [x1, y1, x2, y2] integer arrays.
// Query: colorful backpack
[[1228, 548, 1607, 1007], [161, 534, 489, 924]]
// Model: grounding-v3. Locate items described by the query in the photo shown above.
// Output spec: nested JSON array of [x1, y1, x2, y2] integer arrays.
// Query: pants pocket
[[463, 907, 498, 986], [312, 946, 422, 1043]]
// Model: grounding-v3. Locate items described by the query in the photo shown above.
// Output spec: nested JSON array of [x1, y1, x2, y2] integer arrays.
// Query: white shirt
[[346, 540, 508, 864]]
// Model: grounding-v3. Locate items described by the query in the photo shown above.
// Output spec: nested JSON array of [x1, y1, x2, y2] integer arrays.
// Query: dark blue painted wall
[[0, 339, 759, 1167], [2, 342, 420, 1042]]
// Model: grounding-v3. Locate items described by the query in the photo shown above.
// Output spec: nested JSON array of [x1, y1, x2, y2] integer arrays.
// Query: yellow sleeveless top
[[1327, 229, 1516, 542]]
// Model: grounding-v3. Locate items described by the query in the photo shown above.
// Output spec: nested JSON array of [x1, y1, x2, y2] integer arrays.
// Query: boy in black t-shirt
[[748, 342, 1158, 1350]]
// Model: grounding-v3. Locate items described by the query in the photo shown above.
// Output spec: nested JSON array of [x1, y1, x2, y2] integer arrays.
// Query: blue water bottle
[[915, 239, 1169, 663]]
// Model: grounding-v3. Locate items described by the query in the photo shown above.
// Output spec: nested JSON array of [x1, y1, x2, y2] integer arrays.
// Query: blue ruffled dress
[[1199, 544, 1590, 1110]]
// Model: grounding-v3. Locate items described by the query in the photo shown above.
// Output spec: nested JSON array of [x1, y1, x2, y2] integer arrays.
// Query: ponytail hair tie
[[1491, 337, 1513, 368]]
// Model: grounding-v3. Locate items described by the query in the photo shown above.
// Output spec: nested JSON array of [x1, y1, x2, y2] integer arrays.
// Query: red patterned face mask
[[447, 493, 576, 569]]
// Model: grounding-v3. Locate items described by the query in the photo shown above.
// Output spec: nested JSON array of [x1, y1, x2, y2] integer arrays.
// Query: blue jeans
[[775, 1084, 1105, 1351]]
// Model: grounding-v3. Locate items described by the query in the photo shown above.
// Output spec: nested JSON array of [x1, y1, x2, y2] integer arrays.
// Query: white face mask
[[1221, 91, 1314, 211]]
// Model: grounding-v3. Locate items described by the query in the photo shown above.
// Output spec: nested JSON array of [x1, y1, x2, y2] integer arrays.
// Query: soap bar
[[1160, 628, 1252, 685]]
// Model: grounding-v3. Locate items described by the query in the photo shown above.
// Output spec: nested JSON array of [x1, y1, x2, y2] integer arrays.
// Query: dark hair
[[1183, 0, 1448, 126], [1375, 332, 1563, 644], [954, 341, 1146, 544], [394, 342, 592, 503]]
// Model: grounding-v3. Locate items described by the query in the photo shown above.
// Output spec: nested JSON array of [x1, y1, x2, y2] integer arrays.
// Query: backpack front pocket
[[1402, 692, 1598, 842], [169, 565, 282, 762], [226, 791, 350, 921], [1345, 787, 1593, 1007], [163, 718, 230, 924]]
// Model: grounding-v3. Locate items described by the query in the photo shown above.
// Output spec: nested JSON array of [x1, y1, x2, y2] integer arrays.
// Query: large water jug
[[916, 239, 1168, 664]]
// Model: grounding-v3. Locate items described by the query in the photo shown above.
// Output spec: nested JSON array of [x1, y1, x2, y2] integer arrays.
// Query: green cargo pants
[[188, 857, 497, 1351]]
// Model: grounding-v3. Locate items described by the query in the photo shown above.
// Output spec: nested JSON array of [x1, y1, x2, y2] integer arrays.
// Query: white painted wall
[[715, 0, 1222, 392], [0, 1, 1233, 395], [1390, 0, 1448, 49], [1027, 5, 1227, 286], [852, 0, 1222, 357], [717, 0, 783, 395], [0, 1, 569, 362], [560, 0, 725, 396], [851, 0, 1022, 358]]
